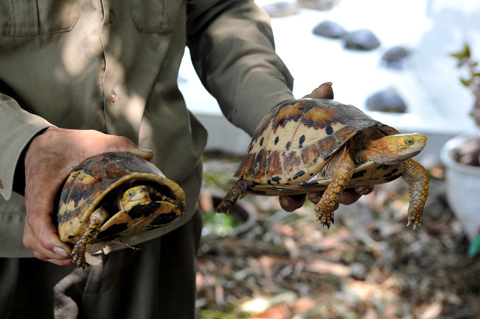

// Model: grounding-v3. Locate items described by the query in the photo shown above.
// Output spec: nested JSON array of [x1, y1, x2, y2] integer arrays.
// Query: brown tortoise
[[216, 88, 429, 229], [57, 152, 185, 267]]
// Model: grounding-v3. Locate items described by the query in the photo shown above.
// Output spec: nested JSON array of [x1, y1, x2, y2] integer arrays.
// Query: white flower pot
[[440, 132, 480, 241]]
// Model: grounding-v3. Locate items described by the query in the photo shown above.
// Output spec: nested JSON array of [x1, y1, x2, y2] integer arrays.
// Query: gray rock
[[262, 1, 298, 18], [344, 29, 381, 51], [298, 0, 341, 11], [365, 89, 407, 113], [381, 46, 410, 69], [312, 20, 348, 39]]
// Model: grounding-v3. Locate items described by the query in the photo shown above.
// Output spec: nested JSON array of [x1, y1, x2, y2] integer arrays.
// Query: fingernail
[[357, 187, 372, 195], [308, 193, 321, 203], [54, 247, 69, 257], [138, 147, 153, 153], [280, 197, 290, 208]]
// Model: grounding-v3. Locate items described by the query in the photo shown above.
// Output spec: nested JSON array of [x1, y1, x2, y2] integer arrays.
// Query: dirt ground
[[195, 152, 480, 319]]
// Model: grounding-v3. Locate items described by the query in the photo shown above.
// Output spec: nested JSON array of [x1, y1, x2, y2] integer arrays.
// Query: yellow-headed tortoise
[[57, 152, 185, 268], [216, 98, 429, 229]]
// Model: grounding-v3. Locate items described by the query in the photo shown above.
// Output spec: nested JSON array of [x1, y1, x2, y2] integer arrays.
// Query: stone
[[365, 89, 407, 113], [312, 20, 348, 39], [344, 29, 381, 51], [381, 46, 410, 69], [298, 0, 341, 11], [262, 1, 298, 18]]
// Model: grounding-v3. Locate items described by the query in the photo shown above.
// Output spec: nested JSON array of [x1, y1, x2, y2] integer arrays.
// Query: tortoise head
[[360, 133, 427, 164], [119, 185, 152, 211]]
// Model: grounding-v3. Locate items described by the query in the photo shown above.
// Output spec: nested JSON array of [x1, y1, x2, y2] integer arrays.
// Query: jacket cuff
[[0, 95, 53, 200]]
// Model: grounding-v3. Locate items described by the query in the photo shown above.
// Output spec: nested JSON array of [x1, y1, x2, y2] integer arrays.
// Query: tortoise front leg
[[402, 158, 429, 229], [72, 206, 109, 268], [216, 179, 253, 214], [315, 149, 355, 228]]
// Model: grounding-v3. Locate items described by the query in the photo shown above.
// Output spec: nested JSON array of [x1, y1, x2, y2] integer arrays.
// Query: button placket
[[108, 9, 115, 24], [110, 90, 117, 103]]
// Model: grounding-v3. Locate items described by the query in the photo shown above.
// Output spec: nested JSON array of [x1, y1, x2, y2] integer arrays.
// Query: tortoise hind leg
[[72, 206, 109, 268], [402, 158, 429, 229], [216, 179, 253, 214], [315, 149, 354, 228]]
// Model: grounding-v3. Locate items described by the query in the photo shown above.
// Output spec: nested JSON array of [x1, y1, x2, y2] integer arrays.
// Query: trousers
[[0, 211, 202, 319]]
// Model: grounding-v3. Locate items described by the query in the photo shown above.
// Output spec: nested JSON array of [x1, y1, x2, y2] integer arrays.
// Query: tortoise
[[216, 98, 429, 229], [57, 152, 185, 268]]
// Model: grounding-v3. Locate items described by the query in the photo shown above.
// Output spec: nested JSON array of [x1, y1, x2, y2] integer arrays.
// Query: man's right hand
[[23, 127, 154, 266]]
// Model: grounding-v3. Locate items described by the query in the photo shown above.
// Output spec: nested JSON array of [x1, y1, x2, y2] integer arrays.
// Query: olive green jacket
[[0, 0, 293, 257]]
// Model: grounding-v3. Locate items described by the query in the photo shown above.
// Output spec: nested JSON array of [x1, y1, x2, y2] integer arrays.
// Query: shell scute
[[236, 98, 398, 186]]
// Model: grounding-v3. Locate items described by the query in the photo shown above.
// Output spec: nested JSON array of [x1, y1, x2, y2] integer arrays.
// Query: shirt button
[[108, 10, 115, 23], [110, 91, 117, 103]]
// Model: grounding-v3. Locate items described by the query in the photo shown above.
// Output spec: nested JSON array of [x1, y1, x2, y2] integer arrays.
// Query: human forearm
[[187, 0, 294, 135], [0, 94, 54, 200]]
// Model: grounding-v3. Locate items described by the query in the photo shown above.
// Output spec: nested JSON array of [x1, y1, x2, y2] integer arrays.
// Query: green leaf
[[460, 78, 471, 87], [465, 43, 471, 58], [451, 44, 472, 60], [450, 52, 466, 60]]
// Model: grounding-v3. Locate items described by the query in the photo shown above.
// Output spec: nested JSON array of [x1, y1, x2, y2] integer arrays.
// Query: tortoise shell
[[57, 152, 185, 247], [235, 98, 401, 195]]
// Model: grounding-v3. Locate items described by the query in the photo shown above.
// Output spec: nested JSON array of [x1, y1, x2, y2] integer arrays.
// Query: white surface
[[441, 132, 480, 241], [179, 0, 480, 154]]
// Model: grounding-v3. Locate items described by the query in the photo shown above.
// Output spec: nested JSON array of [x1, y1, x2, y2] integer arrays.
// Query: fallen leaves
[[196, 154, 480, 318]]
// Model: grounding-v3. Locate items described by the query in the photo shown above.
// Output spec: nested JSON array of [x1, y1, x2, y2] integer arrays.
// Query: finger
[[24, 160, 72, 260], [279, 195, 306, 212], [23, 219, 71, 262], [308, 192, 322, 204], [354, 186, 374, 196], [80, 130, 154, 161], [337, 190, 361, 205], [303, 82, 334, 99], [127, 146, 154, 161], [33, 251, 73, 266]]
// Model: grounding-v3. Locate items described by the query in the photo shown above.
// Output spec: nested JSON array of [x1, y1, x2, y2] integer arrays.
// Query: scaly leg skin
[[216, 179, 252, 214], [72, 206, 109, 268], [402, 158, 429, 229], [315, 150, 354, 228]]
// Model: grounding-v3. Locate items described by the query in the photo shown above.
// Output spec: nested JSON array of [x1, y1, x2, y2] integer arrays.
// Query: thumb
[[126, 146, 154, 161], [304, 82, 334, 99]]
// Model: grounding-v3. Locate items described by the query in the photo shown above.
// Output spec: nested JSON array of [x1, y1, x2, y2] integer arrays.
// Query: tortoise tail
[[216, 179, 252, 214]]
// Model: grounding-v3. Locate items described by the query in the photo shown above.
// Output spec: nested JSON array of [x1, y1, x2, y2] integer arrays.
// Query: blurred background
[[179, 0, 480, 318]]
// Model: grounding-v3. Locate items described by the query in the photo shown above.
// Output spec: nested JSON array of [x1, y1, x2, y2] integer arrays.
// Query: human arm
[[1, 96, 153, 265], [187, 2, 371, 212]]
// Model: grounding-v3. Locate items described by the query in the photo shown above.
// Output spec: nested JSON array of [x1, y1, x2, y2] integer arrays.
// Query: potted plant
[[441, 44, 480, 257]]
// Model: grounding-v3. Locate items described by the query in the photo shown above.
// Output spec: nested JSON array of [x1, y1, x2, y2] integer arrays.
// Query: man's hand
[[279, 82, 374, 212], [23, 127, 153, 265]]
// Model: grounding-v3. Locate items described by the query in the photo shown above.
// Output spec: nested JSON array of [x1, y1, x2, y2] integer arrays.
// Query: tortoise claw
[[216, 200, 234, 214], [316, 213, 334, 229], [406, 219, 421, 230]]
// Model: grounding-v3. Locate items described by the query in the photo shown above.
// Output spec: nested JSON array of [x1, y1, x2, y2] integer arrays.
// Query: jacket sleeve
[[0, 94, 53, 200], [187, 0, 294, 136]]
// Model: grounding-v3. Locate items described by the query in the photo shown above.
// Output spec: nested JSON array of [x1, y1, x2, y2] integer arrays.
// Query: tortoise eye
[[405, 138, 414, 145], [128, 191, 135, 197]]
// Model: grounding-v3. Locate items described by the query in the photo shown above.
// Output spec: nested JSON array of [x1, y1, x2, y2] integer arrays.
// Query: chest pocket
[[130, 0, 182, 33], [0, 0, 79, 36]]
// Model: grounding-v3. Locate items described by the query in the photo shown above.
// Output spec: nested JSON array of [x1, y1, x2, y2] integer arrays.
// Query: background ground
[[195, 152, 480, 319]]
